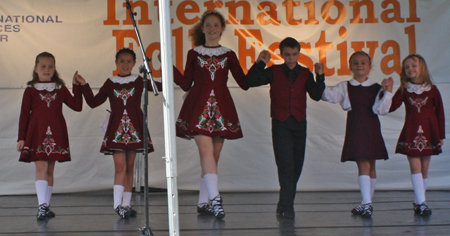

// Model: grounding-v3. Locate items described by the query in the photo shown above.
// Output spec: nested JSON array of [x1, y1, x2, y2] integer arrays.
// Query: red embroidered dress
[[173, 45, 248, 139], [80, 75, 161, 154], [18, 82, 82, 162], [390, 82, 445, 156]]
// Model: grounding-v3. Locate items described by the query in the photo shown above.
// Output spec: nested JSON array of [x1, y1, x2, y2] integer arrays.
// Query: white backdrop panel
[[1, 0, 449, 195]]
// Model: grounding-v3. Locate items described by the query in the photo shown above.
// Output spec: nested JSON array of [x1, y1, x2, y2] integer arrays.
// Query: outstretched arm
[[173, 50, 195, 91], [257, 50, 271, 64], [306, 63, 326, 101], [247, 50, 273, 88], [147, 80, 163, 92], [388, 87, 403, 113], [229, 51, 249, 90], [61, 71, 83, 112], [321, 81, 351, 111], [76, 72, 108, 109], [373, 77, 394, 115]]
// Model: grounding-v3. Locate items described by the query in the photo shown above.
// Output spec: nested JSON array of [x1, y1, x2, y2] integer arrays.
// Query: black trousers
[[272, 116, 307, 209]]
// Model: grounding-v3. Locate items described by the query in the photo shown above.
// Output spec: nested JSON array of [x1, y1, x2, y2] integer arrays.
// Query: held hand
[[314, 63, 324, 75], [381, 77, 394, 93], [17, 140, 24, 152], [74, 71, 87, 85], [257, 50, 271, 64], [73, 71, 79, 85]]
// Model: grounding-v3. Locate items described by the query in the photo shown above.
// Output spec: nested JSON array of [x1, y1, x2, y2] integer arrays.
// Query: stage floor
[[1, 190, 449, 235]]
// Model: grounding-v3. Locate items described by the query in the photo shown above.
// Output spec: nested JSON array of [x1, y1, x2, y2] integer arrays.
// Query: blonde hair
[[399, 54, 433, 92]]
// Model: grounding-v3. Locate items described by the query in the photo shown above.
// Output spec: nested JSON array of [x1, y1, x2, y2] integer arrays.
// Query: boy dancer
[[247, 37, 325, 218]]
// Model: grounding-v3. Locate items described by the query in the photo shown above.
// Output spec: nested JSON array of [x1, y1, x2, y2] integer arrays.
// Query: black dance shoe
[[115, 205, 130, 219], [211, 196, 225, 219], [197, 203, 215, 215], [36, 203, 48, 220]]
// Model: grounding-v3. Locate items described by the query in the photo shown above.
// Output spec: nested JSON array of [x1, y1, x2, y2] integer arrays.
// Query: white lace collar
[[194, 45, 231, 57], [30, 82, 61, 91], [109, 74, 139, 84], [349, 77, 376, 87], [406, 81, 431, 94]]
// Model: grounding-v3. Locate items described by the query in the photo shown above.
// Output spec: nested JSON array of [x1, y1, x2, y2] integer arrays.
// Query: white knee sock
[[113, 185, 125, 209], [358, 175, 371, 204], [415, 178, 428, 203], [46, 186, 53, 206], [204, 173, 219, 200], [198, 178, 209, 205], [411, 173, 426, 204], [122, 192, 132, 207], [35, 180, 48, 206], [370, 178, 377, 199]]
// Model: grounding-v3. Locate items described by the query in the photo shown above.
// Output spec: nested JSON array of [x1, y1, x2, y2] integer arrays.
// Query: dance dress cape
[[18, 82, 82, 162], [80, 74, 162, 155], [173, 45, 248, 139], [389, 82, 445, 156], [322, 78, 392, 162]]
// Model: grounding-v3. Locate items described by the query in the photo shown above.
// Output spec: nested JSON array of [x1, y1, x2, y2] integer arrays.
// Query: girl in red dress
[[389, 54, 445, 216], [17, 52, 83, 220], [173, 11, 248, 219], [322, 51, 394, 217], [75, 48, 162, 219]]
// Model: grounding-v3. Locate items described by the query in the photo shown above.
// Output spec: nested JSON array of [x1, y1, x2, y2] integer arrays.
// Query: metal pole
[[124, 1, 158, 235], [158, 1, 180, 235], [133, 154, 142, 193], [139, 68, 153, 236]]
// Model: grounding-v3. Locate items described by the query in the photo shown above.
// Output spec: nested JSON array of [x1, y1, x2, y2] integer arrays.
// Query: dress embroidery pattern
[[409, 125, 432, 152], [176, 118, 190, 131], [196, 90, 227, 133], [197, 56, 227, 81], [227, 121, 241, 133], [112, 109, 141, 144], [409, 97, 428, 113], [36, 126, 69, 156], [114, 88, 135, 106], [39, 93, 57, 107], [102, 136, 108, 147], [21, 146, 31, 155]]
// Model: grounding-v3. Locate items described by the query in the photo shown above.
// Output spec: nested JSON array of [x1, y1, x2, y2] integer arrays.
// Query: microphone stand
[[125, 1, 158, 235]]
